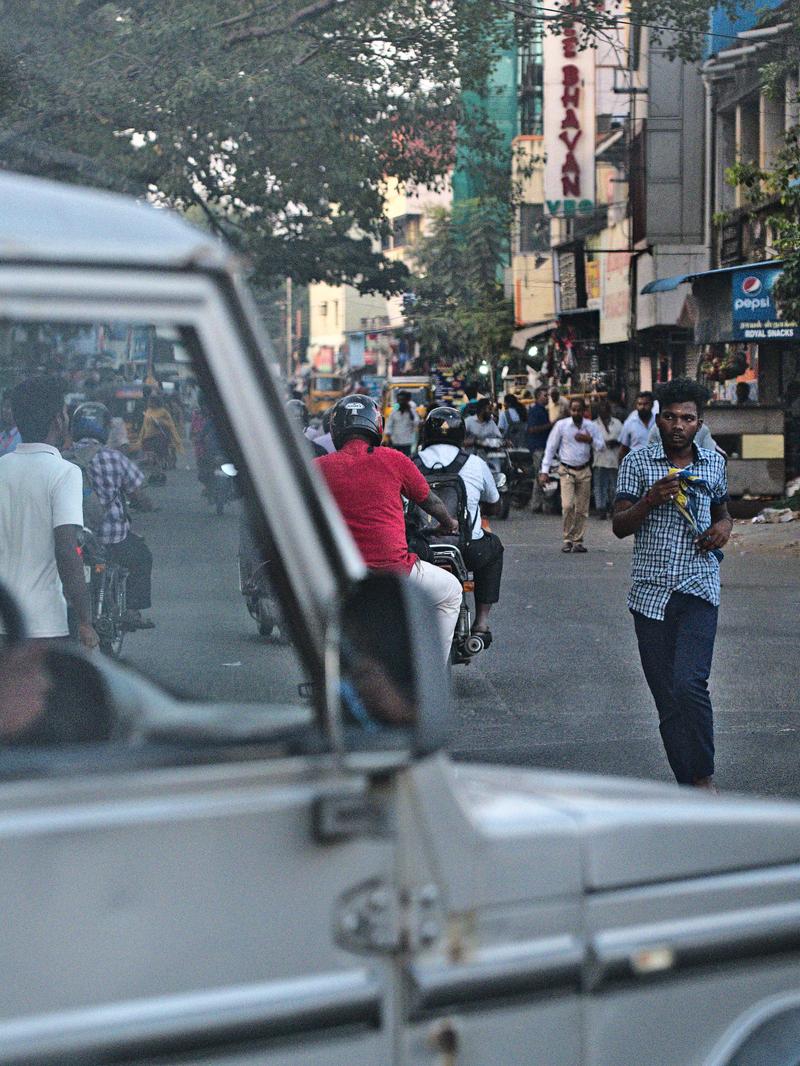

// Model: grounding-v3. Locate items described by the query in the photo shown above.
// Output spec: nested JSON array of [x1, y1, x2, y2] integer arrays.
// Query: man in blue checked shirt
[[613, 378, 733, 792]]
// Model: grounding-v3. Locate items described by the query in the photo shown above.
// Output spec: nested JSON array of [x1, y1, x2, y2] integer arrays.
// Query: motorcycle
[[425, 541, 487, 664], [405, 503, 485, 666], [475, 436, 512, 519], [212, 458, 237, 515], [225, 464, 284, 641], [476, 437, 540, 514]]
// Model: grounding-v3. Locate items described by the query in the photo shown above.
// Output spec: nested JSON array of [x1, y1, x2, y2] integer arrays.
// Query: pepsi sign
[[732, 266, 798, 341]]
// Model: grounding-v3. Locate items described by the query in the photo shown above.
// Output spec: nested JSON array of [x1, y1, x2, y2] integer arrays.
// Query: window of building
[[518, 203, 549, 254], [518, 27, 544, 136]]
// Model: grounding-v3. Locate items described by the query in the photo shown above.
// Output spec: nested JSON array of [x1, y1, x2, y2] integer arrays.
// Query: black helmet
[[330, 394, 384, 449], [285, 398, 309, 428], [421, 406, 465, 448], [71, 401, 111, 445]]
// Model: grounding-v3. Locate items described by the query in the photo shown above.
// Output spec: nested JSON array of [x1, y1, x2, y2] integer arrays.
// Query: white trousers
[[407, 559, 462, 660]]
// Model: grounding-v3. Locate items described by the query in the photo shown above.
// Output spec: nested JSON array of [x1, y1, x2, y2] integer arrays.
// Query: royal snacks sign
[[543, 10, 596, 218], [731, 266, 798, 340]]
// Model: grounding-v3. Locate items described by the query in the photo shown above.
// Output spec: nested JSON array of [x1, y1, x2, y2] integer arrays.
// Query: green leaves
[[407, 199, 514, 370]]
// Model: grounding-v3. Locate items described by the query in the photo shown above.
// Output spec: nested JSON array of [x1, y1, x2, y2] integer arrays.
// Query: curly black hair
[[655, 377, 710, 414]]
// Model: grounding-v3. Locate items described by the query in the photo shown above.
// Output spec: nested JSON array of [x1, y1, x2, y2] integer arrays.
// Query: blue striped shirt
[[615, 438, 728, 620]]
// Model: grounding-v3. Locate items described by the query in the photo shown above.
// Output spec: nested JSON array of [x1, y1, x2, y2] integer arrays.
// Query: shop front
[[641, 260, 798, 496]]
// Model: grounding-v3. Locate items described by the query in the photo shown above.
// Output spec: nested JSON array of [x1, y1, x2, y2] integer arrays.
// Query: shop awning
[[511, 320, 557, 349], [641, 259, 784, 295]]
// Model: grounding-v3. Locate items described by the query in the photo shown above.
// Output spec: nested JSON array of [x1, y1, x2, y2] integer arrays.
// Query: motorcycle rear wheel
[[257, 598, 279, 639]]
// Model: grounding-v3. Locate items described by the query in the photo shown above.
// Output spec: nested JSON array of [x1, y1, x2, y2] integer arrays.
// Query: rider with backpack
[[415, 407, 504, 648], [67, 402, 156, 630]]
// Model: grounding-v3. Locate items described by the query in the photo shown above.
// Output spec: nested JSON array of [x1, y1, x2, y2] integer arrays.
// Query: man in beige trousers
[[538, 397, 606, 553]]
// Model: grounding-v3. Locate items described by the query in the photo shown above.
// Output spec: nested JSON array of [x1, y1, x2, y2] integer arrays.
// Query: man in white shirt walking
[[539, 397, 605, 553], [618, 391, 656, 459], [0, 378, 98, 648]]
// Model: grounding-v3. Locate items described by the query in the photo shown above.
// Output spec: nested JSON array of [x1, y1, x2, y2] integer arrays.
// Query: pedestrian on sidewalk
[[538, 396, 605, 553], [612, 378, 732, 791], [592, 399, 623, 518]]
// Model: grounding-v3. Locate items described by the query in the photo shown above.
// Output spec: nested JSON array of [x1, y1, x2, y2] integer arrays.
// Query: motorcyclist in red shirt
[[316, 395, 462, 659]]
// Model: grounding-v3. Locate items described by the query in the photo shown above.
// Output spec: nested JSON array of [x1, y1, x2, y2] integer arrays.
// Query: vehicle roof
[[0, 171, 231, 270]]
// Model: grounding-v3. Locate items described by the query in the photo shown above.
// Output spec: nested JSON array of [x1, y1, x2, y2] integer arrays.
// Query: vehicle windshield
[[314, 377, 342, 391], [0, 317, 307, 710], [392, 387, 428, 407]]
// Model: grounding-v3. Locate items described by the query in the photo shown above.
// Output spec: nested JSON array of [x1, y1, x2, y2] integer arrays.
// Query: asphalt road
[[129, 466, 800, 798]]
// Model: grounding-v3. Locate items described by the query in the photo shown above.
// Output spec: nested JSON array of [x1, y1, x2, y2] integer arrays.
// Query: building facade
[[642, 2, 798, 494]]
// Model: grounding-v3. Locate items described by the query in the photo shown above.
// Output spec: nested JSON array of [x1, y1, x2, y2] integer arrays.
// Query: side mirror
[[339, 572, 451, 756]]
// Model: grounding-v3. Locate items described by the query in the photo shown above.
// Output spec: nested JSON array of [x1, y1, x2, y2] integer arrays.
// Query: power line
[[489, 0, 790, 46]]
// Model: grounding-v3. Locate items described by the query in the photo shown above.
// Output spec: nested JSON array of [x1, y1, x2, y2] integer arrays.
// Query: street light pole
[[285, 276, 293, 380]]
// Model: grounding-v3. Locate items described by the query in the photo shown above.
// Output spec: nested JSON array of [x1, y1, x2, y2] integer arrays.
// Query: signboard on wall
[[732, 265, 798, 340], [543, 9, 596, 218], [600, 223, 631, 344]]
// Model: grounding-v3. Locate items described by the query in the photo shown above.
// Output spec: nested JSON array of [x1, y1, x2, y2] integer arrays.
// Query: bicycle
[[79, 530, 129, 657]]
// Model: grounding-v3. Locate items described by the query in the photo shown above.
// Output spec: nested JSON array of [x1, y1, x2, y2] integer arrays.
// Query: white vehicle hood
[[410, 758, 800, 904]]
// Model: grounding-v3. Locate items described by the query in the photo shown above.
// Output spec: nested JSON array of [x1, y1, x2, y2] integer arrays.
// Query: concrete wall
[[511, 136, 555, 326], [646, 52, 705, 246]]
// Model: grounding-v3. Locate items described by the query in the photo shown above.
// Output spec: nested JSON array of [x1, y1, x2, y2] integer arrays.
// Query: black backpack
[[410, 449, 474, 548]]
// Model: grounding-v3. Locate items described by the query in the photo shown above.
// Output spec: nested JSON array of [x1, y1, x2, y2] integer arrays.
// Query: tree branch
[[211, 2, 285, 31], [225, 0, 349, 46]]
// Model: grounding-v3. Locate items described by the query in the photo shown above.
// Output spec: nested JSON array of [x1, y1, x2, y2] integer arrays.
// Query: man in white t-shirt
[[415, 407, 504, 646], [0, 378, 98, 648]]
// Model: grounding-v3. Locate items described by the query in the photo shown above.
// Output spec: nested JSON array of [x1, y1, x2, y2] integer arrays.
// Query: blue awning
[[641, 273, 690, 294], [640, 259, 784, 295]]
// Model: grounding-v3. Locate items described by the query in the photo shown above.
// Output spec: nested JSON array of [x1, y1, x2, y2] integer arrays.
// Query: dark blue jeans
[[632, 592, 718, 785]]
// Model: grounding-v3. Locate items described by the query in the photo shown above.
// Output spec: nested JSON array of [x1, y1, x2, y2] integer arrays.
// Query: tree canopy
[[0, 0, 513, 292], [0, 0, 733, 297]]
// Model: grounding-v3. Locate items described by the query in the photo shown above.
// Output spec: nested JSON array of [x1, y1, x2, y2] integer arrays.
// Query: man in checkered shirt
[[69, 402, 156, 629], [613, 378, 733, 792]]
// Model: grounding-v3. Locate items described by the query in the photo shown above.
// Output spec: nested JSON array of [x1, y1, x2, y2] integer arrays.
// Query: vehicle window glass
[[0, 317, 309, 744]]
